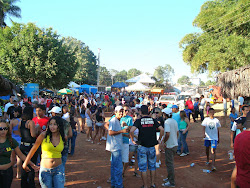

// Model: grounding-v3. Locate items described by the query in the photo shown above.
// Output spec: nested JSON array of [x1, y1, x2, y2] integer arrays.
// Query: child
[[202, 108, 221, 171], [229, 107, 238, 129], [177, 111, 191, 156], [206, 102, 210, 116], [184, 105, 192, 121]]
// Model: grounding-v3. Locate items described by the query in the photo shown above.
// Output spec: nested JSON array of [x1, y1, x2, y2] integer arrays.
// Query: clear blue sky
[[8, 0, 211, 83]]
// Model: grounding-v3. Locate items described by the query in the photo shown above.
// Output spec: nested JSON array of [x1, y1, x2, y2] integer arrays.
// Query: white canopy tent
[[125, 82, 150, 91], [68, 81, 80, 88], [125, 73, 155, 85]]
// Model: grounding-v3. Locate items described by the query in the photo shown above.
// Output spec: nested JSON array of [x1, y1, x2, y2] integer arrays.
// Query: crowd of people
[[0, 91, 249, 188]]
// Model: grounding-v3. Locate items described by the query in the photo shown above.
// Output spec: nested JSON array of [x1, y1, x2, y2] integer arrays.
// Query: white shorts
[[86, 119, 92, 127], [122, 143, 129, 163]]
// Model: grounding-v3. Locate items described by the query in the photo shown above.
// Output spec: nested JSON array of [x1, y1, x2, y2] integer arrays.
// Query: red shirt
[[46, 99, 52, 108], [32, 116, 50, 132], [104, 95, 109, 101], [185, 100, 194, 110], [234, 131, 250, 188]]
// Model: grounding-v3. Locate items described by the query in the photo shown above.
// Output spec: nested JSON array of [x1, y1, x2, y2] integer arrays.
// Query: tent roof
[[68, 81, 80, 88], [111, 82, 128, 88], [125, 73, 155, 84], [125, 82, 150, 91], [81, 84, 97, 89]]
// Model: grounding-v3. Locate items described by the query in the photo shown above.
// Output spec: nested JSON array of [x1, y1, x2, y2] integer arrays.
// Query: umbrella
[[57, 88, 73, 95]]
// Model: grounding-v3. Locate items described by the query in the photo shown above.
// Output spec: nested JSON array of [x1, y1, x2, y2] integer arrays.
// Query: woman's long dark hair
[[45, 116, 65, 144], [22, 106, 34, 120]]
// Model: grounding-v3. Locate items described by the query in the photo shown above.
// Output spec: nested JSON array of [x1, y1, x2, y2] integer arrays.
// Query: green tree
[[127, 68, 141, 79], [205, 80, 216, 86], [200, 81, 205, 86], [99, 66, 112, 86], [177, 75, 191, 85], [114, 70, 127, 82], [179, 0, 250, 74], [0, 0, 21, 27], [63, 37, 97, 85], [0, 22, 78, 89], [153, 64, 174, 85]]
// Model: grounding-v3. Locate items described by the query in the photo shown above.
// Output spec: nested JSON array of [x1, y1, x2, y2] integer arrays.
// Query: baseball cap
[[162, 108, 172, 115], [171, 105, 178, 109], [115, 105, 123, 112], [48, 106, 62, 114]]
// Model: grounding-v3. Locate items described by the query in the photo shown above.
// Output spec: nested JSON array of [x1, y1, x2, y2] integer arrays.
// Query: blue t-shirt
[[120, 115, 133, 144], [184, 109, 192, 117], [172, 112, 181, 129], [194, 102, 199, 110], [229, 113, 238, 127]]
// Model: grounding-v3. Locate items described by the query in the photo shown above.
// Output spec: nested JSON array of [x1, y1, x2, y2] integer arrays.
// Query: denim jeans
[[39, 164, 65, 188], [200, 109, 204, 121], [61, 147, 68, 173], [68, 129, 77, 155], [165, 146, 177, 186], [137, 145, 156, 172], [20, 144, 38, 188], [177, 131, 189, 154], [0, 166, 13, 188], [111, 150, 123, 188]]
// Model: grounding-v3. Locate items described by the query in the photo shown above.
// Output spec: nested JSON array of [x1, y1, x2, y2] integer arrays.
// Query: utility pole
[[97, 48, 101, 90]]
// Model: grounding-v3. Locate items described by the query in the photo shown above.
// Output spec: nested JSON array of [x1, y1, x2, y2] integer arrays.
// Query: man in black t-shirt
[[130, 105, 164, 188], [7, 99, 19, 120]]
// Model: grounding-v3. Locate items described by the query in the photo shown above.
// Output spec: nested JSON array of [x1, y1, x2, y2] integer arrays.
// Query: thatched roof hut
[[0, 74, 16, 96], [217, 65, 250, 99]]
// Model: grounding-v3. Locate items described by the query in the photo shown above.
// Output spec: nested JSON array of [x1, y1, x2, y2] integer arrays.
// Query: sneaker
[[151, 184, 156, 188], [156, 162, 160, 168], [102, 136, 106, 141], [176, 151, 181, 155], [180, 153, 187, 157], [162, 181, 175, 187]]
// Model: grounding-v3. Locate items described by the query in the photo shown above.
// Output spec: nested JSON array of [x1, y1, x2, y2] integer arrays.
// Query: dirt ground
[[12, 113, 235, 188]]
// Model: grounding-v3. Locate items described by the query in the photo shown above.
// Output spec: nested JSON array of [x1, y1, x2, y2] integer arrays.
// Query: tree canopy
[[177, 75, 191, 85], [0, 22, 78, 89], [153, 64, 174, 87], [0, 0, 21, 27], [63, 37, 97, 85], [179, 0, 250, 74]]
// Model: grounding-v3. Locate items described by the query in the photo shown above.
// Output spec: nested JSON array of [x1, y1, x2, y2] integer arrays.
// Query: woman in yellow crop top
[[23, 116, 65, 188]]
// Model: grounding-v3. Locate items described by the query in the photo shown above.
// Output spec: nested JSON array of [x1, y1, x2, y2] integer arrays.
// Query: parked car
[[156, 95, 177, 106]]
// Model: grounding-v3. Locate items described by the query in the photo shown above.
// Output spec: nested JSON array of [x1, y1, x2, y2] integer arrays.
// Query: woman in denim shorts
[[23, 116, 66, 188]]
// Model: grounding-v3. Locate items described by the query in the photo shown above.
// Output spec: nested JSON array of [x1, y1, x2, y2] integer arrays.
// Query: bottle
[[203, 169, 211, 173]]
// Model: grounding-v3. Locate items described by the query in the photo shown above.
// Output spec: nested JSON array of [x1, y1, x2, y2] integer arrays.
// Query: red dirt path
[[12, 114, 234, 188]]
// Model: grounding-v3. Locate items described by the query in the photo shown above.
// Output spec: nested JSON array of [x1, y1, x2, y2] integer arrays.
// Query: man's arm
[[129, 126, 137, 144], [164, 132, 170, 143], [109, 129, 128, 136], [158, 126, 164, 143]]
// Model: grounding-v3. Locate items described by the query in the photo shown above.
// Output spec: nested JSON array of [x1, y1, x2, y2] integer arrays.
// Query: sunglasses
[[154, 112, 160, 114], [0, 127, 8, 131], [124, 110, 129, 112]]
